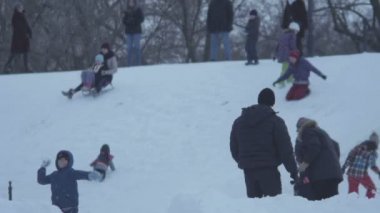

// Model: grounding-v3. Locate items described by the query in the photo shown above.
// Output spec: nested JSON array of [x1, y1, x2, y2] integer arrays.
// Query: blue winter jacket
[[38, 150, 90, 210], [275, 58, 325, 84]]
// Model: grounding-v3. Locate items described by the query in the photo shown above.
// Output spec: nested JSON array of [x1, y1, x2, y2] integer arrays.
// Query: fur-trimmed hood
[[296, 117, 318, 141]]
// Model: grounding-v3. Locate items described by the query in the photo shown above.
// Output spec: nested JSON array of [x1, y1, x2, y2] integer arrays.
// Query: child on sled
[[62, 54, 111, 99]]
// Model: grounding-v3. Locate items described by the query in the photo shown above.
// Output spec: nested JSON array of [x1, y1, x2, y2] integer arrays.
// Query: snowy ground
[[0, 53, 379, 213]]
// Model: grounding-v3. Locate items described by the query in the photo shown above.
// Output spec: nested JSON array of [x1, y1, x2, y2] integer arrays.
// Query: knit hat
[[95, 54, 104, 63], [289, 22, 300, 32], [289, 50, 301, 59], [101, 42, 110, 50], [369, 132, 379, 144], [258, 88, 275, 107], [250, 9, 257, 16]]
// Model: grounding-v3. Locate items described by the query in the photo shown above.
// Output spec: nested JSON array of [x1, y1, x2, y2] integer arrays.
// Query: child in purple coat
[[274, 22, 299, 88]]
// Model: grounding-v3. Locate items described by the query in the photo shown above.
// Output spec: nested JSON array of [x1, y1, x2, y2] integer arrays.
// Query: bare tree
[[1, 0, 376, 73], [326, 0, 380, 52]]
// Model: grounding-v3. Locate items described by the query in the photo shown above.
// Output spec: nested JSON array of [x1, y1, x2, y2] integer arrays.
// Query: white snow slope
[[0, 53, 380, 213]]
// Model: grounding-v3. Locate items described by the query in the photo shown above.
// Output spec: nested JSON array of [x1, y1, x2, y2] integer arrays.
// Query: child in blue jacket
[[37, 150, 101, 213]]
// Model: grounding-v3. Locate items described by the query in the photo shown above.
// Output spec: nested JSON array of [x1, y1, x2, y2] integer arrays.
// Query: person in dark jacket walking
[[342, 132, 380, 199], [123, 0, 144, 66], [245, 9, 260, 65], [294, 117, 342, 200], [207, 0, 234, 61], [273, 50, 327, 101], [282, 0, 308, 54], [230, 88, 298, 198], [37, 150, 102, 213], [90, 144, 116, 181], [3, 3, 32, 73]]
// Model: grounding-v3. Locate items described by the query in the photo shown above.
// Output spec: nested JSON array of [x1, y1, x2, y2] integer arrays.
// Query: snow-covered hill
[[0, 53, 379, 213]]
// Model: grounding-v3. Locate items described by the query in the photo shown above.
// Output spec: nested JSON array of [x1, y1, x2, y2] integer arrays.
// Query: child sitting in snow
[[272, 50, 327, 101], [90, 144, 115, 181], [342, 132, 380, 198], [62, 54, 105, 99]]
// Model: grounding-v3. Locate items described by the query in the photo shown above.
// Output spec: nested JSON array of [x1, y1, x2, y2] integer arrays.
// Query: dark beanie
[[250, 9, 257, 16], [101, 42, 110, 50], [258, 88, 275, 106]]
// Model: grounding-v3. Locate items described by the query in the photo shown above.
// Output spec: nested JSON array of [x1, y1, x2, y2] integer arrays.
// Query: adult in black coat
[[230, 88, 298, 198], [282, 0, 308, 53], [245, 9, 261, 65], [3, 3, 32, 73], [207, 0, 234, 61], [294, 117, 342, 200], [123, 0, 144, 66]]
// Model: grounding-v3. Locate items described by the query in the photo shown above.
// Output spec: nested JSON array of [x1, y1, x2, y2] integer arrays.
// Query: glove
[[272, 82, 277, 87], [290, 173, 299, 185], [88, 170, 103, 182], [101, 70, 110, 76], [321, 75, 327, 80], [341, 167, 346, 175], [41, 159, 51, 168], [298, 162, 309, 173]]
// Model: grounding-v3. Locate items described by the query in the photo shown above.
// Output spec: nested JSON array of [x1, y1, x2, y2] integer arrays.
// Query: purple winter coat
[[275, 58, 325, 84], [275, 30, 297, 63]]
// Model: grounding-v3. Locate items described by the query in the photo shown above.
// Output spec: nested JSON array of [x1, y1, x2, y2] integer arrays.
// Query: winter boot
[[62, 89, 74, 99]]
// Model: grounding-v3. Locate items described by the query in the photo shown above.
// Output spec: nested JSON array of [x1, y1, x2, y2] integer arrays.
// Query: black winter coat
[[295, 121, 342, 182], [207, 0, 234, 33], [282, 0, 308, 38], [11, 9, 31, 53], [290, 0, 308, 37], [123, 7, 144, 34], [245, 17, 260, 42], [230, 105, 298, 176]]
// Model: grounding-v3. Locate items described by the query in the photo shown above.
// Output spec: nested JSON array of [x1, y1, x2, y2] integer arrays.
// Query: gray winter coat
[[230, 104, 298, 177], [295, 119, 343, 182]]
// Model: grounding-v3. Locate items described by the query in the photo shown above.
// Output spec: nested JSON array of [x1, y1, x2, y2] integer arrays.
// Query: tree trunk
[[306, 0, 314, 56]]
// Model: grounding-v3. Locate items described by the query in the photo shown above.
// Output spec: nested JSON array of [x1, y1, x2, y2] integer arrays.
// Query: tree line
[[0, 0, 379, 72]]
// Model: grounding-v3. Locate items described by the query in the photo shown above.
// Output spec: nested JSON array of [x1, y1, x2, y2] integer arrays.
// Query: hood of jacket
[[296, 117, 318, 141], [240, 104, 276, 127], [55, 150, 74, 170]]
